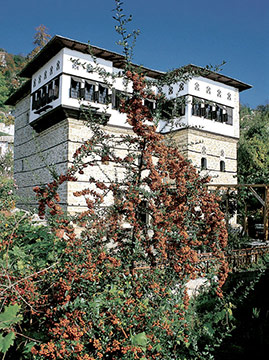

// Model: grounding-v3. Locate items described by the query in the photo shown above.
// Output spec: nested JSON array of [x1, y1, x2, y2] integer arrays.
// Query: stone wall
[[14, 103, 238, 213], [66, 119, 136, 214], [14, 96, 69, 210], [172, 128, 238, 184]]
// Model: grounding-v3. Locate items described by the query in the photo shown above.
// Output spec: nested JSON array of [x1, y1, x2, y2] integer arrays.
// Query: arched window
[[201, 157, 207, 170], [220, 160, 225, 172]]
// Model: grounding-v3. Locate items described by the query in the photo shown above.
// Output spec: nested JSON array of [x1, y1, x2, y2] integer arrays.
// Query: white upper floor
[[7, 36, 251, 139]]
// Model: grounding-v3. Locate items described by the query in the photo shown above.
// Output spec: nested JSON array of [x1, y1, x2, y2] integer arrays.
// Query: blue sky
[[1, 0, 268, 107]]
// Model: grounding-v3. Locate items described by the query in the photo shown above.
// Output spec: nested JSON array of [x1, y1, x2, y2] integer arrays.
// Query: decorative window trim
[[179, 83, 184, 91], [201, 146, 207, 155]]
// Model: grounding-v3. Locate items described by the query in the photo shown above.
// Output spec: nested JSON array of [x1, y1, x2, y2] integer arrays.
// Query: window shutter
[[80, 88, 85, 99], [111, 88, 117, 108], [94, 90, 99, 103]]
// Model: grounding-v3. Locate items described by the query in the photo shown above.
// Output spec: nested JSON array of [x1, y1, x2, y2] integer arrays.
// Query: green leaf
[[130, 332, 148, 349], [23, 341, 36, 354], [0, 304, 22, 329], [0, 331, 15, 353]]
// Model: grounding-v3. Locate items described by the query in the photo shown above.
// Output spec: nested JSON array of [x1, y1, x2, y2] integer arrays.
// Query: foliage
[[0, 304, 22, 355], [0, 72, 9, 110], [0, 210, 66, 359], [0, 2, 231, 359], [27, 25, 51, 61], [238, 105, 269, 185], [0, 176, 16, 210], [0, 147, 13, 177]]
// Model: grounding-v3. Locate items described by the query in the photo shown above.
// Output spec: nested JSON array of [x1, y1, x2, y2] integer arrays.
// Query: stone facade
[[14, 95, 69, 209], [172, 128, 238, 184]]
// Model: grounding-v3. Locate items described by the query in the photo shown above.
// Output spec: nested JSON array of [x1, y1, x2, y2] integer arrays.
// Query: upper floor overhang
[[5, 35, 252, 106]]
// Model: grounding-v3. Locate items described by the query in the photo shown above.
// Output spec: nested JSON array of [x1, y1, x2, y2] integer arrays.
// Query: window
[[32, 77, 60, 110], [179, 83, 184, 91], [192, 98, 202, 116], [33, 79, 36, 88], [84, 81, 95, 101], [194, 82, 200, 91], [112, 89, 131, 109], [217, 89, 222, 97], [220, 160, 225, 172], [144, 99, 156, 113], [227, 92, 231, 101], [216, 106, 223, 122], [38, 75, 42, 84], [44, 70, 47, 80], [205, 104, 212, 119], [56, 60, 60, 71], [98, 84, 109, 104], [50, 66, 53, 75], [70, 77, 81, 98], [201, 146, 206, 155], [201, 157, 207, 170], [54, 78, 59, 99], [206, 86, 211, 94], [40, 86, 48, 107], [226, 107, 233, 125]]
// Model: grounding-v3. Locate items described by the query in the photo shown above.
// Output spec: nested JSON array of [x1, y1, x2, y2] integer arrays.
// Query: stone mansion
[[6, 35, 251, 213]]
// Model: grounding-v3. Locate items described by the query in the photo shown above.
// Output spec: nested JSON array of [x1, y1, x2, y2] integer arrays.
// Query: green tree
[[0, 72, 9, 110], [238, 105, 269, 184], [0, 2, 232, 359]]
